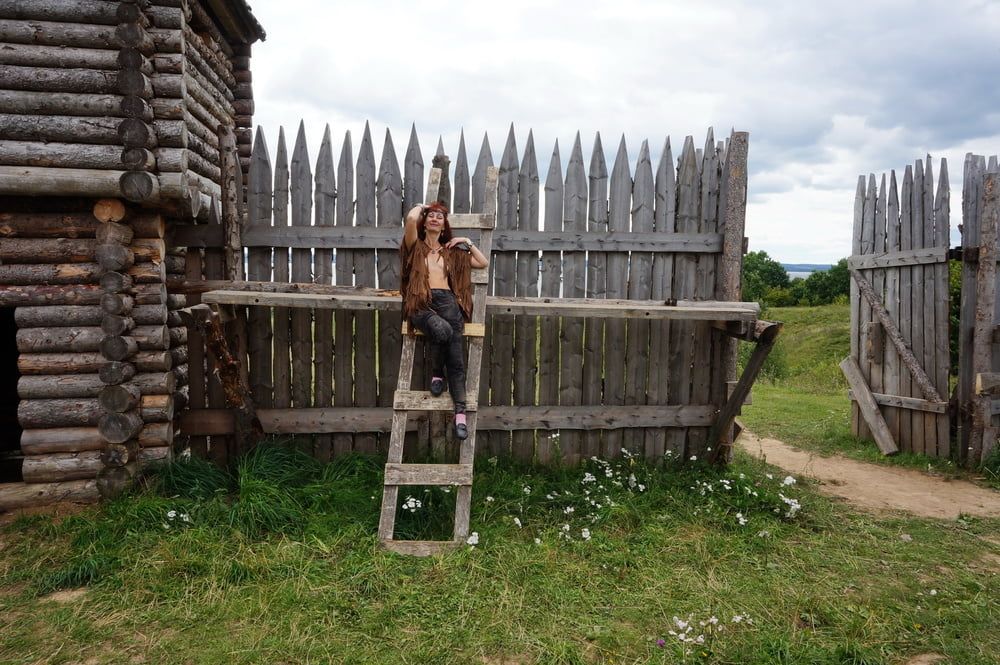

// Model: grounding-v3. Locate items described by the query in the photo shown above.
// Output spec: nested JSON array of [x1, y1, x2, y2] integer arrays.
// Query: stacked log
[[93, 197, 142, 497]]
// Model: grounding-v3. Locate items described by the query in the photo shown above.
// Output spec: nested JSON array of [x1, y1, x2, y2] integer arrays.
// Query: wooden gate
[[845, 157, 950, 457]]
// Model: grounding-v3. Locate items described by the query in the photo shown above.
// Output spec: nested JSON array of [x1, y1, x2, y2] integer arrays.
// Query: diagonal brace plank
[[850, 267, 942, 403], [839, 356, 900, 455], [708, 320, 781, 463]]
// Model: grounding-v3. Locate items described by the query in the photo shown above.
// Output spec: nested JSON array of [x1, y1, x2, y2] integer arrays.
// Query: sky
[[245, 0, 1000, 265]]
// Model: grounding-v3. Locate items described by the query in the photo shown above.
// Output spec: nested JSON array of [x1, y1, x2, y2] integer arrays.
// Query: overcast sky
[[246, 0, 1000, 264]]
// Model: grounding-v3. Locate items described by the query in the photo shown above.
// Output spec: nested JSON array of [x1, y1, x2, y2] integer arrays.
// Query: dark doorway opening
[[0, 307, 22, 482]]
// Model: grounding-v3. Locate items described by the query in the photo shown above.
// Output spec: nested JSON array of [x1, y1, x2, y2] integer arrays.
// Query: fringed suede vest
[[399, 240, 474, 328]]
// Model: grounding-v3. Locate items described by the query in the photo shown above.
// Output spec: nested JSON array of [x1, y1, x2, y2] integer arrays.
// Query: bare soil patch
[[42, 588, 87, 604], [902, 655, 946, 665], [738, 432, 1000, 519]]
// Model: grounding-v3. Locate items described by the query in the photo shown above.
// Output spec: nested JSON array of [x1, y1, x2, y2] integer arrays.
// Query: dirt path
[[737, 432, 1000, 519]]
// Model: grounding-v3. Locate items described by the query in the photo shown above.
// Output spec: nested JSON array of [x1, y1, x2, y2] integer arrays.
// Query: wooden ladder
[[378, 165, 498, 556]]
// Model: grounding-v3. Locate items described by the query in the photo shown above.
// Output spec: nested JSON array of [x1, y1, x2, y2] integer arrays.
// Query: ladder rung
[[449, 213, 495, 229], [381, 539, 459, 556], [384, 463, 473, 486], [401, 321, 485, 337], [393, 390, 478, 411]]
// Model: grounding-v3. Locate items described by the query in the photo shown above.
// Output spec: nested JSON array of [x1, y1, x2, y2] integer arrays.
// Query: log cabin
[[0, 0, 265, 509]]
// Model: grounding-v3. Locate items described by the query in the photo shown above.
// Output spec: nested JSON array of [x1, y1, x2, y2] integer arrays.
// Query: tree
[[742, 251, 789, 304]]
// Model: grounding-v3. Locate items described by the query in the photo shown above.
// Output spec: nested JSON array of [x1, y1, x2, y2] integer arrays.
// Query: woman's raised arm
[[403, 205, 423, 248]]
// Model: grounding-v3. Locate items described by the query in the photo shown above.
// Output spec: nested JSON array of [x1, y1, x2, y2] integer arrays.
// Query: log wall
[[0, 0, 263, 509]]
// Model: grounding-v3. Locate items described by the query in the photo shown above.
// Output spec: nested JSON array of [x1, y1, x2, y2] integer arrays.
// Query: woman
[[400, 202, 489, 439]]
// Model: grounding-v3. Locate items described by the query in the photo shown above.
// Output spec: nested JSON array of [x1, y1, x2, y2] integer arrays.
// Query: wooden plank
[[689, 129, 719, 458], [334, 129, 355, 456], [403, 124, 424, 213], [898, 166, 913, 451], [625, 140, 655, 453], [603, 136, 630, 457], [669, 136, 700, 460], [869, 174, 887, 445], [933, 159, 951, 457], [847, 246, 947, 270], [858, 175, 877, 441], [203, 289, 758, 320], [241, 226, 722, 251], [183, 244, 207, 459], [559, 134, 587, 463], [537, 141, 562, 464], [392, 389, 478, 413], [487, 127, 518, 458], [472, 133, 495, 458], [403, 322, 485, 337], [453, 130, 470, 213], [354, 122, 378, 454], [921, 157, 938, 457], [910, 160, 927, 453], [582, 133, 608, 460], [840, 356, 900, 455], [383, 463, 472, 486], [883, 171, 902, 446], [958, 155, 985, 465], [290, 122, 314, 425], [512, 130, 539, 461], [246, 126, 273, 409], [849, 176, 866, 440], [272, 128, 292, 410], [376, 129, 403, 438], [645, 137, 675, 460], [712, 131, 749, 463], [973, 172, 1000, 464], [417, 166, 444, 460], [179, 404, 720, 435], [382, 539, 457, 556], [847, 390, 948, 414], [313, 125, 336, 461]]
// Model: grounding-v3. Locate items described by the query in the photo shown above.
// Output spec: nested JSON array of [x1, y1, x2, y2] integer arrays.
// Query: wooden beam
[[847, 246, 948, 270], [850, 267, 942, 402], [383, 463, 473, 486], [975, 372, 1000, 396], [971, 173, 1000, 465], [0, 480, 99, 511], [840, 356, 900, 455], [846, 390, 948, 414], [708, 321, 782, 462], [177, 404, 719, 435], [241, 225, 725, 252], [201, 289, 760, 322]]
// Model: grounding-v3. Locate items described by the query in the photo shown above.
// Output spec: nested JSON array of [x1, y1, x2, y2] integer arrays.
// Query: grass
[[2, 303, 999, 663], [739, 303, 985, 479], [1, 444, 998, 664]]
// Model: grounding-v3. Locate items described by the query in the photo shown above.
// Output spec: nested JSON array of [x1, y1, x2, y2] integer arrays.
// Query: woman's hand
[[446, 237, 473, 249]]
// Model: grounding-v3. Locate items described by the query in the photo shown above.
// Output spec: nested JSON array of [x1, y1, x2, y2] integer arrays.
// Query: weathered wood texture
[[847, 158, 951, 458], [223, 124, 750, 464], [959, 157, 1000, 466]]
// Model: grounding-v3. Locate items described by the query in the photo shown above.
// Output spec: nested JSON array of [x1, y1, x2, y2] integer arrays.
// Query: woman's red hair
[[418, 202, 453, 243]]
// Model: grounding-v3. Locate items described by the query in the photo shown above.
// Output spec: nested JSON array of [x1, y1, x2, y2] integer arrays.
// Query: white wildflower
[[485, 496, 494, 502], [689, 455, 697, 461], [581, 528, 591, 541], [522, 485, 531, 494], [736, 512, 748, 526], [466, 532, 479, 546], [582, 472, 596, 484], [513, 517, 522, 528], [534, 538, 541, 545], [563, 506, 575, 514], [167, 510, 177, 519], [782, 475, 796, 486]]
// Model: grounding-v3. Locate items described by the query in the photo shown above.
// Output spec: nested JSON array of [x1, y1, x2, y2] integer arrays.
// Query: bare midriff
[[426, 249, 450, 290]]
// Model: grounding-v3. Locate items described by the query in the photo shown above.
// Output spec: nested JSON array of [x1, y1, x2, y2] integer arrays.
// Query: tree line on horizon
[[741, 251, 849, 307]]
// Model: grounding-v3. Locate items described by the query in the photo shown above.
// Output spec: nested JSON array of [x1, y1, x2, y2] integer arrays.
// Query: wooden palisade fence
[[847, 153, 1000, 467], [180, 122, 767, 465]]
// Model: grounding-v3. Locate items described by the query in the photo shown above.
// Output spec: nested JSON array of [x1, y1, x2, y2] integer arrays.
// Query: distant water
[[788, 271, 812, 280]]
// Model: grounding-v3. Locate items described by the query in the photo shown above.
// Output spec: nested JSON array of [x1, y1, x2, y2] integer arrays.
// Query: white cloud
[[245, 0, 1000, 263]]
